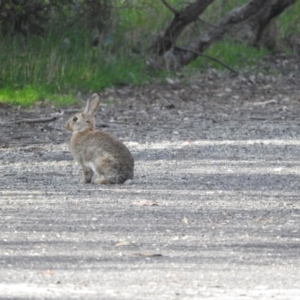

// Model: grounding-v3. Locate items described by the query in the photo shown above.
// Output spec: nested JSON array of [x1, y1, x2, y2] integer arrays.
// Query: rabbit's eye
[[73, 117, 78, 122]]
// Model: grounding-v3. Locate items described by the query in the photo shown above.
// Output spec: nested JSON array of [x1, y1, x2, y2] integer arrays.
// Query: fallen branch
[[176, 46, 239, 75], [14, 116, 57, 124]]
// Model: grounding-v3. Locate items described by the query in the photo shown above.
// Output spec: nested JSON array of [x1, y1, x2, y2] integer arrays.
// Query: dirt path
[[1, 69, 300, 299]]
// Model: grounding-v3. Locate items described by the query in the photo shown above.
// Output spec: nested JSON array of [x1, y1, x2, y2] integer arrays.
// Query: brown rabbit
[[65, 93, 134, 184]]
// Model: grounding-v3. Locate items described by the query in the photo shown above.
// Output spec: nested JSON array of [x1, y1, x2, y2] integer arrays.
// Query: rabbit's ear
[[83, 93, 101, 116]]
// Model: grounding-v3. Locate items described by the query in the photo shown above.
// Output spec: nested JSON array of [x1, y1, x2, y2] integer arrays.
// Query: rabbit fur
[[65, 93, 134, 184]]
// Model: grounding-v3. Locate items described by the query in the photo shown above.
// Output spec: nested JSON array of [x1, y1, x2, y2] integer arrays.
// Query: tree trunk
[[252, 0, 296, 45], [149, 0, 215, 56], [164, 0, 266, 68], [151, 0, 296, 69], [232, 0, 296, 50]]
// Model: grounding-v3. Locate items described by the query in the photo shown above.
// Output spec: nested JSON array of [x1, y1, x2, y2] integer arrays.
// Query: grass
[[0, 31, 157, 107], [277, 0, 300, 35], [0, 0, 299, 107], [0, 86, 77, 107], [188, 41, 270, 71]]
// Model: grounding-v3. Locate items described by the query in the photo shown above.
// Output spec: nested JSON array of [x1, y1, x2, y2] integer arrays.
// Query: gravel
[[1, 66, 300, 299]]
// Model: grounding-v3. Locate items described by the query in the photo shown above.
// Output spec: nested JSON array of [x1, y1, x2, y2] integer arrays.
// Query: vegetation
[[0, 32, 155, 106], [188, 41, 269, 71], [0, 0, 299, 107]]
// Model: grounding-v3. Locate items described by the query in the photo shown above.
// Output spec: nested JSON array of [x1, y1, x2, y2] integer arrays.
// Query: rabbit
[[65, 93, 134, 184]]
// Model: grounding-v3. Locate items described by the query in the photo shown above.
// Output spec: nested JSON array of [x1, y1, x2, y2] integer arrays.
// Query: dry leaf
[[166, 77, 175, 84], [115, 241, 132, 247], [253, 99, 277, 106]]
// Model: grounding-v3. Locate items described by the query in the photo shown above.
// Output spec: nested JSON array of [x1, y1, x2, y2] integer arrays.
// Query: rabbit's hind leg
[[94, 156, 118, 184]]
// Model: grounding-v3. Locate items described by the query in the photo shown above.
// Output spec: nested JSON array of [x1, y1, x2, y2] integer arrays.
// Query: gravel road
[[1, 68, 300, 299]]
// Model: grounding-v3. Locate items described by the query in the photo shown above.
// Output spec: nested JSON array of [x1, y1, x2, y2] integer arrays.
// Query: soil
[[1, 56, 300, 299]]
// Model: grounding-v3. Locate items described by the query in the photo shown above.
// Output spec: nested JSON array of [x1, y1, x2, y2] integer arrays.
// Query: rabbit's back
[[71, 130, 134, 181]]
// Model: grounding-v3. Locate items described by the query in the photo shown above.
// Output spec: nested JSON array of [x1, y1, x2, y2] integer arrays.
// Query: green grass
[[277, 0, 300, 35], [188, 41, 270, 71], [0, 86, 77, 107], [0, 31, 158, 107]]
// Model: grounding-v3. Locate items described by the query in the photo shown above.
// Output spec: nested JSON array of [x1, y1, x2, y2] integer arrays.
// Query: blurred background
[[0, 0, 299, 106]]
